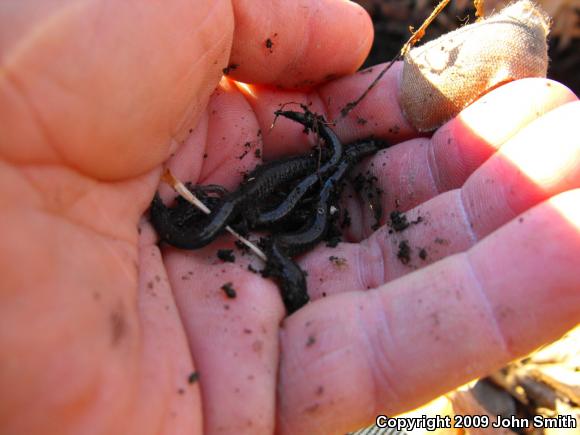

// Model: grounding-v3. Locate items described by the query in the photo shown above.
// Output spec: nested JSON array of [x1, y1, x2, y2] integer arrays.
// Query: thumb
[[0, 0, 233, 180]]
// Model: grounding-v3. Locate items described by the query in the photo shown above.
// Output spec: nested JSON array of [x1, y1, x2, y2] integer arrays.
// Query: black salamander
[[265, 139, 389, 313], [273, 139, 387, 257], [150, 192, 237, 249], [168, 184, 228, 227], [261, 241, 309, 314], [250, 110, 344, 227], [149, 108, 392, 315], [150, 153, 318, 249]]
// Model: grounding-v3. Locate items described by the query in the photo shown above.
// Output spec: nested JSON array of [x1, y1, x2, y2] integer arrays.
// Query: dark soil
[[329, 255, 348, 267], [351, 170, 383, 230], [220, 282, 237, 299], [389, 210, 410, 232], [396, 240, 411, 264], [217, 249, 236, 263], [188, 371, 199, 384]]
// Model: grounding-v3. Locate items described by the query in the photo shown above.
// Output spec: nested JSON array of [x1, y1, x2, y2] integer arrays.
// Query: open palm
[[1, 1, 578, 435]]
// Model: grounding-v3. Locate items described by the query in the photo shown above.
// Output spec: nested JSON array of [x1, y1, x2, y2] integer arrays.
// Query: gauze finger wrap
[[400, 0, 551, 132]]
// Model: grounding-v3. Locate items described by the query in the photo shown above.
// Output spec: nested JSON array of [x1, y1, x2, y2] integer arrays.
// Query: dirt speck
[[252, 340, 264, 354], [217, 249, 235, 263], [110, 303, 127, 346], [304, 403, 320, 414], [496, 305, 515, 321], [397, 240, 411, 264], [221, 282, 237, 299], [222, 63, 239, 75], [329, 255, 347, 267], [389, 210, 409, 232], [188, 372, 199, 384], [388, 125, 400, 134]]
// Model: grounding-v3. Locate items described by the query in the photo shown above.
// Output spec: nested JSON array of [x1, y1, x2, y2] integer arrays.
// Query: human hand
[[1, 1, 579, 435]]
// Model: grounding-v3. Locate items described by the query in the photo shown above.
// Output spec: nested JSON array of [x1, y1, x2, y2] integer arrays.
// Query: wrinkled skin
[[1, 1, 579, 435]]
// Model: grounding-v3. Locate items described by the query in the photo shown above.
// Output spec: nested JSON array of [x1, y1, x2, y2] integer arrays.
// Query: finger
[[277, 189, 580, 435], [0, 0, 233, 180], [227, 0, 373, 88], [341, 79, 577, 236], [163, 78, 263, 199], [463, 100, 580, 238], [235, 62, 415, 160], [135, 227, 203, 434], [163, 241, 284, 435], [240, 67, 574, 159], [301, 100, 580, 298]]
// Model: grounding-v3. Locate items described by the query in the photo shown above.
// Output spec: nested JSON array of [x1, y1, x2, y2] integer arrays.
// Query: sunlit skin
[[0, 1, 579, 435]]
